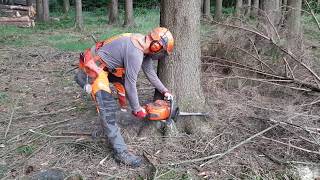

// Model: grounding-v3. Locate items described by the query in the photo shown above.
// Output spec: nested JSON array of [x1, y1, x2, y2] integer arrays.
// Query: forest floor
[[1, 11, 320, 180]]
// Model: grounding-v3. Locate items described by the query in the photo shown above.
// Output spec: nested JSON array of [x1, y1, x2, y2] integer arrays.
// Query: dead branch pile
[[194, 9, 320, 179], [0, 4, 35, 27]]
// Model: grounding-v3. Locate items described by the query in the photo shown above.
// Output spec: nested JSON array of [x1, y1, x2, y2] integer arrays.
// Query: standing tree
[[123, 0, 134, 27], [260, 0, 281, 41], [244, 0, 251, 16], [251, 0, 259, 17], [75, 0, 84, 31], [235, 0, 243, 17], [108, 0, 118, 25], [36, 0, 43, 21], [42, 0, 49, 21], [63, 0, 70, 15], [286, 0, 302, 50], [26, 0, 32, 6], [157, 0, 206, 133], [215, 0, 223, 20], [203, 0, 213, 20]]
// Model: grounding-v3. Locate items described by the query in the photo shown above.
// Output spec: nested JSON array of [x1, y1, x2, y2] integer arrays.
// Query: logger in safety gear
[[74, 27, 174, 167]]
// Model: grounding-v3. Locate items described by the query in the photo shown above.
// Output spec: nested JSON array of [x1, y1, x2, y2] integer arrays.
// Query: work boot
[[114, 150, 142, 168]]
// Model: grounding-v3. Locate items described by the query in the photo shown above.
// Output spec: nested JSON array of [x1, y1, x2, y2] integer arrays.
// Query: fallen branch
[[13, 107, 76, 121], [4, 100, 17, 138], [305, 0, 320, 32], [212, 21, 320, 83], [200, 124, 279, 167], [261, 136, 320, 156]]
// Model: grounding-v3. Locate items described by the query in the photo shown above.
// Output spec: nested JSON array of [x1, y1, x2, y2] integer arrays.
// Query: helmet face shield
[[149, 27, 174, 55]]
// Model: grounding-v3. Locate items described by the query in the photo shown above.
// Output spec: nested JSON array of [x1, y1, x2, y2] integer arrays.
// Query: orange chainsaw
[[144, 97, 209, 124]]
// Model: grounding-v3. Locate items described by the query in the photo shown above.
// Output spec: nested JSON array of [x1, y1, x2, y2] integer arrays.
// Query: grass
[[16, 144, 35, 156], [0, 92, 9, 105], [0, 7, 160, 51]]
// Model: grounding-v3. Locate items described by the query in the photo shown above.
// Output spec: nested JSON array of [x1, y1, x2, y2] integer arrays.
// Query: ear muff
[[149, 40, 163, 53]]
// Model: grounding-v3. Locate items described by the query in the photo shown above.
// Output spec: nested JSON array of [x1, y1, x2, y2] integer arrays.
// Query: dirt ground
[[1, 41, 320, 179]]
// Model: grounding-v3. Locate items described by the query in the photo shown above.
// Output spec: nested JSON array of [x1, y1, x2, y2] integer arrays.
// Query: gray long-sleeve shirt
[[97, 35, 168, 112]]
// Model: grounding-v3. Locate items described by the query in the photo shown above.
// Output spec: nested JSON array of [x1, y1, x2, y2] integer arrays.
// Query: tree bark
[[203, 0, 212, 20], [26, 0, 32, 6], [260, 0, 281, 41], [251, 0, 259, 17], [282, 0, 287, 13], [36, 0, 43, 21], [63, 0, 70, 14], [157, 0, 206, 134], [123, 0, 134, 27], [235, 0, 242, 17], [245, 0, 251, 16], [75, 0, 84, 31], [286, 0, 302, 50], [215, 0, 223, 20], [42, 0, 49, 22], [108, 0, 118, 25]]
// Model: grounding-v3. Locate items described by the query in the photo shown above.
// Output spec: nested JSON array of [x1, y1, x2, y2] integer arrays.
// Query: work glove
[[164, 92, 173, 100], [132, 107, 147, 119]]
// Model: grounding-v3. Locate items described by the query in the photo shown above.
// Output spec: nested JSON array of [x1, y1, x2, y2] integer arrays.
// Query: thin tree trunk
[[251, 0, 259, 17], [286, 0, 302, 50], [245, 0, 251, 16], [235, 0, 242, 17], [75, 0, 83, 31], [36, 0, 43, 21], [42, 0, 49, 21], [203, 0, 212, 19], [123, 0, 134, 27], [63, 0, 70, 14], [261, 0, 281, 41], [215, 0, 223, 20], [282, 0, 287, 12], [158, 0, 206, 134], [318, 0, 320, 7], [108, 0, 118, 25], [26, 0, 32, 6]]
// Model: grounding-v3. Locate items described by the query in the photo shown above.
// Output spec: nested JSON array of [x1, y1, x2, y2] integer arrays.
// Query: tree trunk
[[235, 0, 242, 17], [318, 0, 320, 7], [108, 0, 118, 25], [75, 0, 84, 31], [251, 0, 259, 17], [215, 0, 223, 20], [203, 0, 212, 20], [26, 0, 32, 6], [63, 0, 70, 14], [42, 0, 49, 21], [157, 0, 206, 134], [123, 0, 134, 27], [286, 0, 302, 50], [282, 0, 287, 13], [261, 0, 281, 41], [36, 0, 43, 21], [245, 0, 251, 16]]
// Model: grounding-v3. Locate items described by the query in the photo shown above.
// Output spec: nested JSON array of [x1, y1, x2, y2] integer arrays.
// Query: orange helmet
[[149, 27, 174, 55]]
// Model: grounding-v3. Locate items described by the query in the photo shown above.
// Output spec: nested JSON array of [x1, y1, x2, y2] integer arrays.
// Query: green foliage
[[0, 92, 9, 105], [0, 6, 159, 51], [16, 145, 35, 156], [0, 165, 8, 179]]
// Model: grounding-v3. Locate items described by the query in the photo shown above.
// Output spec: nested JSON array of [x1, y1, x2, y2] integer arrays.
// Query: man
[[75, 27, 174, 167]]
